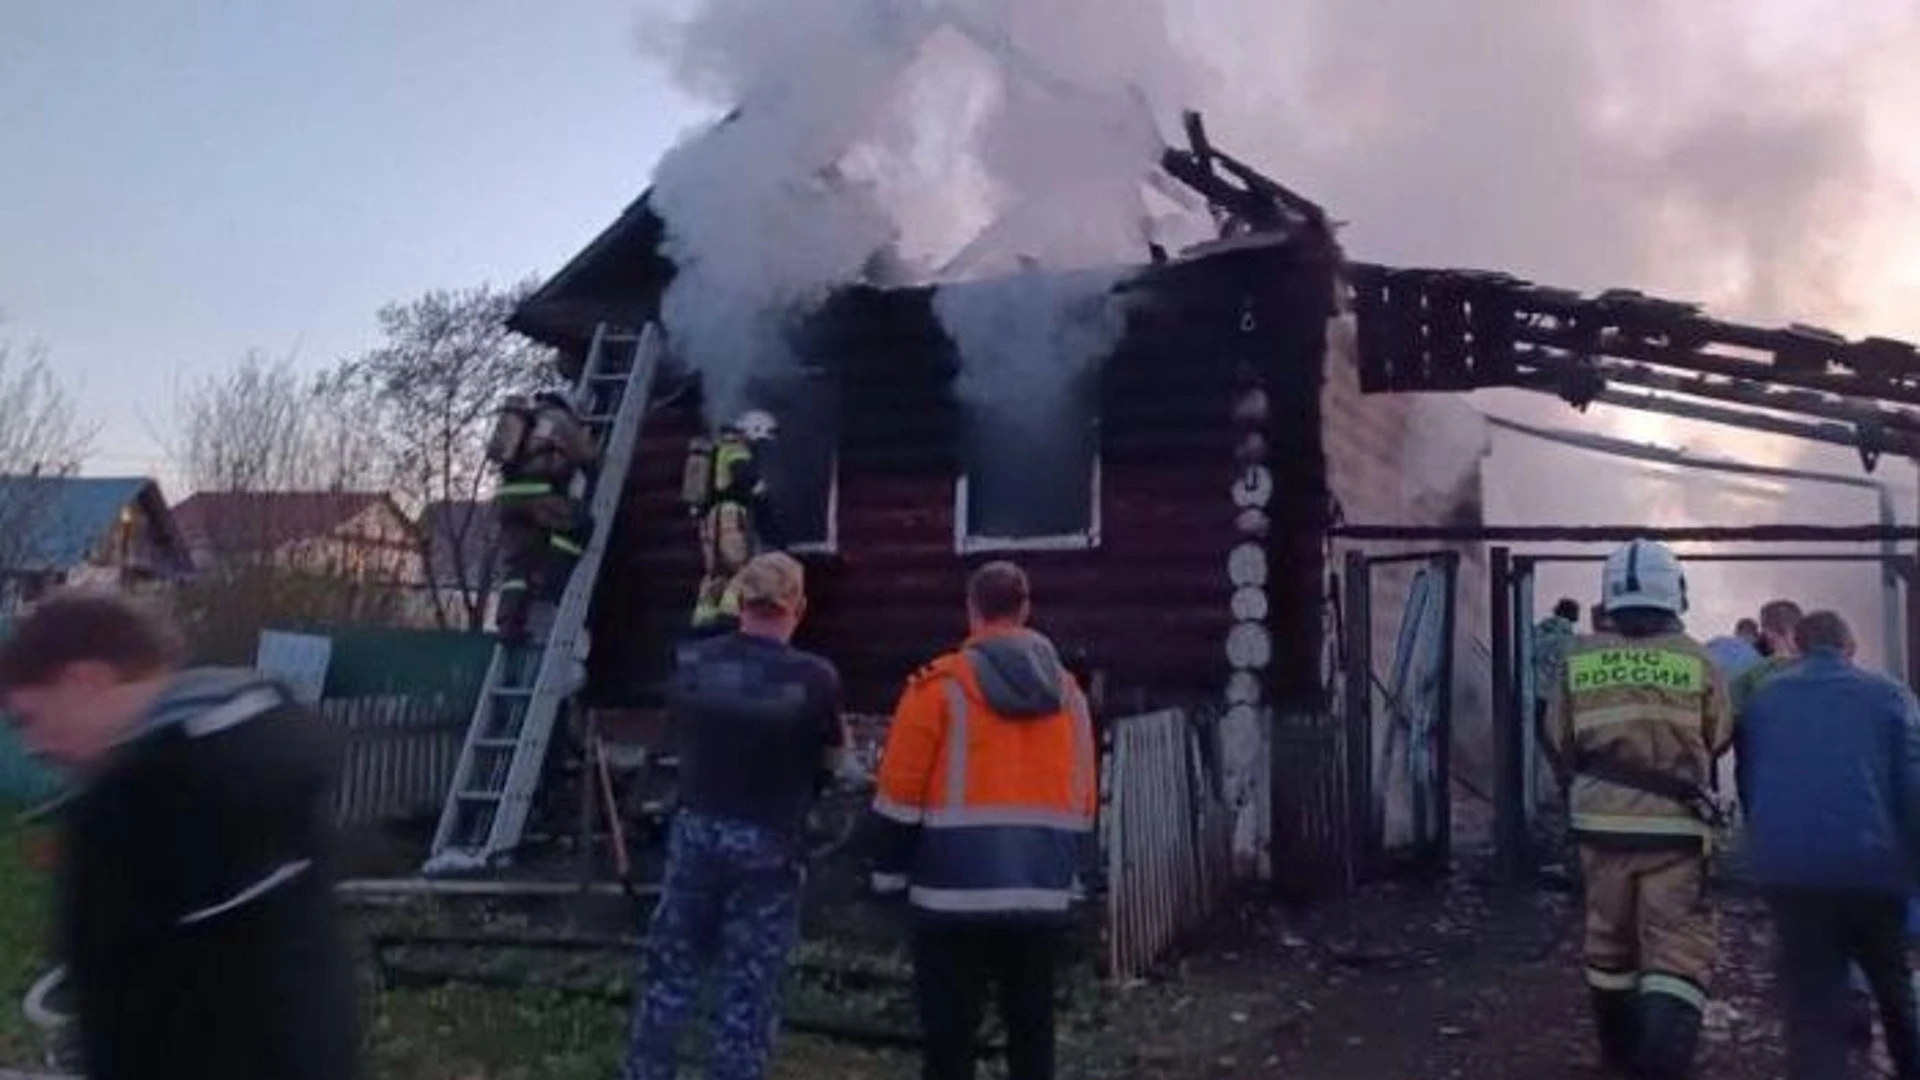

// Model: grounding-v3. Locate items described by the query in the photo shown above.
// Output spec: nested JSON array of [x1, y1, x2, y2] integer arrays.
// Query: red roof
[[171, 491, 397, 560]]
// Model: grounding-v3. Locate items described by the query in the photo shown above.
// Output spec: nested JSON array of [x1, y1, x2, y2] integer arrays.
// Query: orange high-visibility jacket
[[868, 626, 1096, 918]]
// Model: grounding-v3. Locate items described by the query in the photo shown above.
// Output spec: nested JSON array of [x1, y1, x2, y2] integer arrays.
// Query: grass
[[0, 805, 54, 1068], [365, 982, 906, 1080], [0, 811, 909, 1078]]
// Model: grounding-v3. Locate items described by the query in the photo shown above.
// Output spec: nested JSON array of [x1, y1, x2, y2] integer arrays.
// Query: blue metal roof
[[0, 475, 159, 571]]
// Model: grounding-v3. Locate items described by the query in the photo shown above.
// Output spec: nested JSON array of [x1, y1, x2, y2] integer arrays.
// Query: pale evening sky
[[4, 0, 1917, 514], [0, 0, 707, 490]]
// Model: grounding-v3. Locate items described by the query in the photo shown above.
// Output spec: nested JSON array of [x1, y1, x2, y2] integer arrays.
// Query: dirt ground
[[10, 807, 1899, 1078], [1090, 866, 1885, 1080]]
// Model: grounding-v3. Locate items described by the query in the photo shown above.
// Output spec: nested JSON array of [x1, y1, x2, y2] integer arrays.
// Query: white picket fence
[[1103, 708, 1237, 981], [320, 695, 468, 827]]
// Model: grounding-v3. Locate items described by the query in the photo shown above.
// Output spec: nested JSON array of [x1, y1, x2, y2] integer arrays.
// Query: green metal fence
[[307, 625, 495, 703]]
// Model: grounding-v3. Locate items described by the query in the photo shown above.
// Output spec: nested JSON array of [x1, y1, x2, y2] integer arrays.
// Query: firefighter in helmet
[[684, 408, 779, 632], [1545, 539, 1732, 1079], [487, 388, 599, 645]]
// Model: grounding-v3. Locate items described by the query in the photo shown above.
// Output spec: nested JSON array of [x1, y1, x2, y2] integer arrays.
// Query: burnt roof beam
[[1518, 322, 1920, 409], [1516, 349, 1920, 438], [1505, 368, 1920, 459]]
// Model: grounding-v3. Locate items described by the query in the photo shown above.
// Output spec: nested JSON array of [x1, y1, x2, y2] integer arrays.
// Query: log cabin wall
[[582, 239, 1342, 722]]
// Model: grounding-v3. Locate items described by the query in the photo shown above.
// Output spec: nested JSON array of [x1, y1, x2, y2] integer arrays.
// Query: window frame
[[783, 452, 841, 556], [952, 454, 1102, 555]]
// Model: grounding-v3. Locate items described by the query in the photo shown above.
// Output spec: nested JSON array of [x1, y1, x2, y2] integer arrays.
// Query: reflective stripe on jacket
[[868, 627, 1096, 918], [1548, 632, 1732, 848]]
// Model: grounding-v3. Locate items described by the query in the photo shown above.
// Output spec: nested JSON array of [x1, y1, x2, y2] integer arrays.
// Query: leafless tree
[[161, 351, 409, 657], [0, 334, 95, 586], [169, 350, 371, 500], [328, 280, 560, 631]]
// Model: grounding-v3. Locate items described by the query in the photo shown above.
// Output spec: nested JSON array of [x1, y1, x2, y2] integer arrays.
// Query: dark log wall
[[584, 241, 1336, 717]]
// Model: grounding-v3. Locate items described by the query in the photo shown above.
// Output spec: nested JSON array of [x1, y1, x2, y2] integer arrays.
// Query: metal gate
[[1342, 550, 1461, 878], [1487, 543, 1920, 878]]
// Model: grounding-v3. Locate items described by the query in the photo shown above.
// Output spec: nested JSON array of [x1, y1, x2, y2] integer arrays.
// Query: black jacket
[[55, 669, 362, 1080]]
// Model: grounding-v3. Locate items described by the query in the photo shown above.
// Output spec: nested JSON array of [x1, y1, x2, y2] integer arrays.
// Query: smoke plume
[[639, 0, 1920, 652]]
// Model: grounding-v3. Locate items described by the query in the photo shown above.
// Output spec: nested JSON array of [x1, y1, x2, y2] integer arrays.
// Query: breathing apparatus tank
[[680, 435, 715, 516]]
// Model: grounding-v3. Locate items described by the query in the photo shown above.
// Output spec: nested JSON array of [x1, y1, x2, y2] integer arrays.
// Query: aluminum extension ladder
[[424, 322, 662, 874]]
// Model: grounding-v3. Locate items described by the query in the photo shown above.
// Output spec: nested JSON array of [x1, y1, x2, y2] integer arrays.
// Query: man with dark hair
[[867, 559, 1097, 1080], [623, 553, 846, 1080], [0, 590, 361, 1080], [1739, 610, 1920, 1079]]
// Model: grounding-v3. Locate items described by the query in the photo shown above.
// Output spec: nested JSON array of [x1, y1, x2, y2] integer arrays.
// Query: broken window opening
[[746, 369, 840, 554], [953, 393, 1101, 554]]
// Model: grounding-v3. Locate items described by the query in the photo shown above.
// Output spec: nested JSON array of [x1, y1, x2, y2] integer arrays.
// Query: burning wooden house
[[504, 121, 1492, 891]]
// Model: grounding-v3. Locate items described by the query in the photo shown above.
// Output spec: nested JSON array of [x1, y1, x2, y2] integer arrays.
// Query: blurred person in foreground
[[864, 560, 1097, 1080], [1738, 610, 1920, 1080], [622, 552, 846, 1080], [1545, 539, 1731, 1079], [0, 591, 360, 1080]]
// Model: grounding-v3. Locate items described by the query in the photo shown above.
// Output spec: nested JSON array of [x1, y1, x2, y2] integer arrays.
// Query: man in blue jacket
[[1737, 610, 1920, 1079]]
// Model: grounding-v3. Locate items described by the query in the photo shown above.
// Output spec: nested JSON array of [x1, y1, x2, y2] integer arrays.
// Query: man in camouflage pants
[[623, 554, 846, 1080]]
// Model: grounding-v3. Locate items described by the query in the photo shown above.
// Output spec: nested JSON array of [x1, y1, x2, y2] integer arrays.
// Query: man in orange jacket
[[865, 560, 1096, 1080]]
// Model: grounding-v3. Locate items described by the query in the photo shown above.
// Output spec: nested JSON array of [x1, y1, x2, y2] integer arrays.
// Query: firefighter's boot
[[1632, 992, 1703, 1080], [1589, 988, 1636, 1073]]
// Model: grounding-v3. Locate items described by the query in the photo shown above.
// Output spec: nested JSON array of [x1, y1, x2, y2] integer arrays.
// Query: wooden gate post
[[1489, 546, 1527, 881]]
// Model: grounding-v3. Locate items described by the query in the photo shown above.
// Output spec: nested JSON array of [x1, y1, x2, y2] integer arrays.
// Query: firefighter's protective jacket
[[867, 627, 1096, 919], [501, 399, 596, 492], [1547, 632, 1732, 849]]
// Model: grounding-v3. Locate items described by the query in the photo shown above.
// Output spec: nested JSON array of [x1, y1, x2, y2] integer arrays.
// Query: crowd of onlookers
[[1536, 563, 1920, 1080], [0, 557, 1094, 1080], [13, 545, 1920, 1080]]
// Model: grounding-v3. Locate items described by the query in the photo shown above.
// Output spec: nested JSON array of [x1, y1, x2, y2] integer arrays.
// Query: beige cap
[[732, 552, 806, 613]]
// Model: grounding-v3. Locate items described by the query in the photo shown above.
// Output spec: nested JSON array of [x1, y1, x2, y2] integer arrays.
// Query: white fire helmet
[[734, 408, 778, 441], [1601, 538, 1688, 615]]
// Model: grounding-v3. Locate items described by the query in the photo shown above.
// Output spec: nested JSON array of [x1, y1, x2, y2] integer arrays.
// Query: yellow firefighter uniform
[[492, 391, 598, 643], [690, 413, 776, 631], [1546, 539, 1733, 1080]]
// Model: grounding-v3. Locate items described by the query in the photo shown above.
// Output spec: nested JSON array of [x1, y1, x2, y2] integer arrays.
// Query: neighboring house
[[419, 499, 501, 629], [0, 475, 192, 612], [171, 490, 422, 585]]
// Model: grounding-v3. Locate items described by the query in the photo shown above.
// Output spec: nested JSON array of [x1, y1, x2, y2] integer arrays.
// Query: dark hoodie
[[55, 668, 362, 1080]]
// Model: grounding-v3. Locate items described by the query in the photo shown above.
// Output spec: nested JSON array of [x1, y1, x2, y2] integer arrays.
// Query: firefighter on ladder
[[487, 389, 600, 646], [1546, 538, 1733, 1079], [683, 408, 780, 633]]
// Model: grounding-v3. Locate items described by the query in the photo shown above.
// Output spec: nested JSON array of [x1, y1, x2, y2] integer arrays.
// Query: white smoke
[[639, 0, 1220, 425], [638, 1, 1920, 640]]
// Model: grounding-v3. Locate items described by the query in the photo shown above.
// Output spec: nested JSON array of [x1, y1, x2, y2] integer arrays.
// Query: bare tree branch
[[329, 279, 560, 630], [0, 335, 96, 575], [159, 351, 409, 653]]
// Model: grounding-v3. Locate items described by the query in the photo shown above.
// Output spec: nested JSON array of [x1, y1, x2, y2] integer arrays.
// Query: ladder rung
[[457, 790, 503, 803], [473, 737, 520, 750], [590, 371, 630, 383], [600, 333, 641, 345], [492, 687, 533, 699]]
